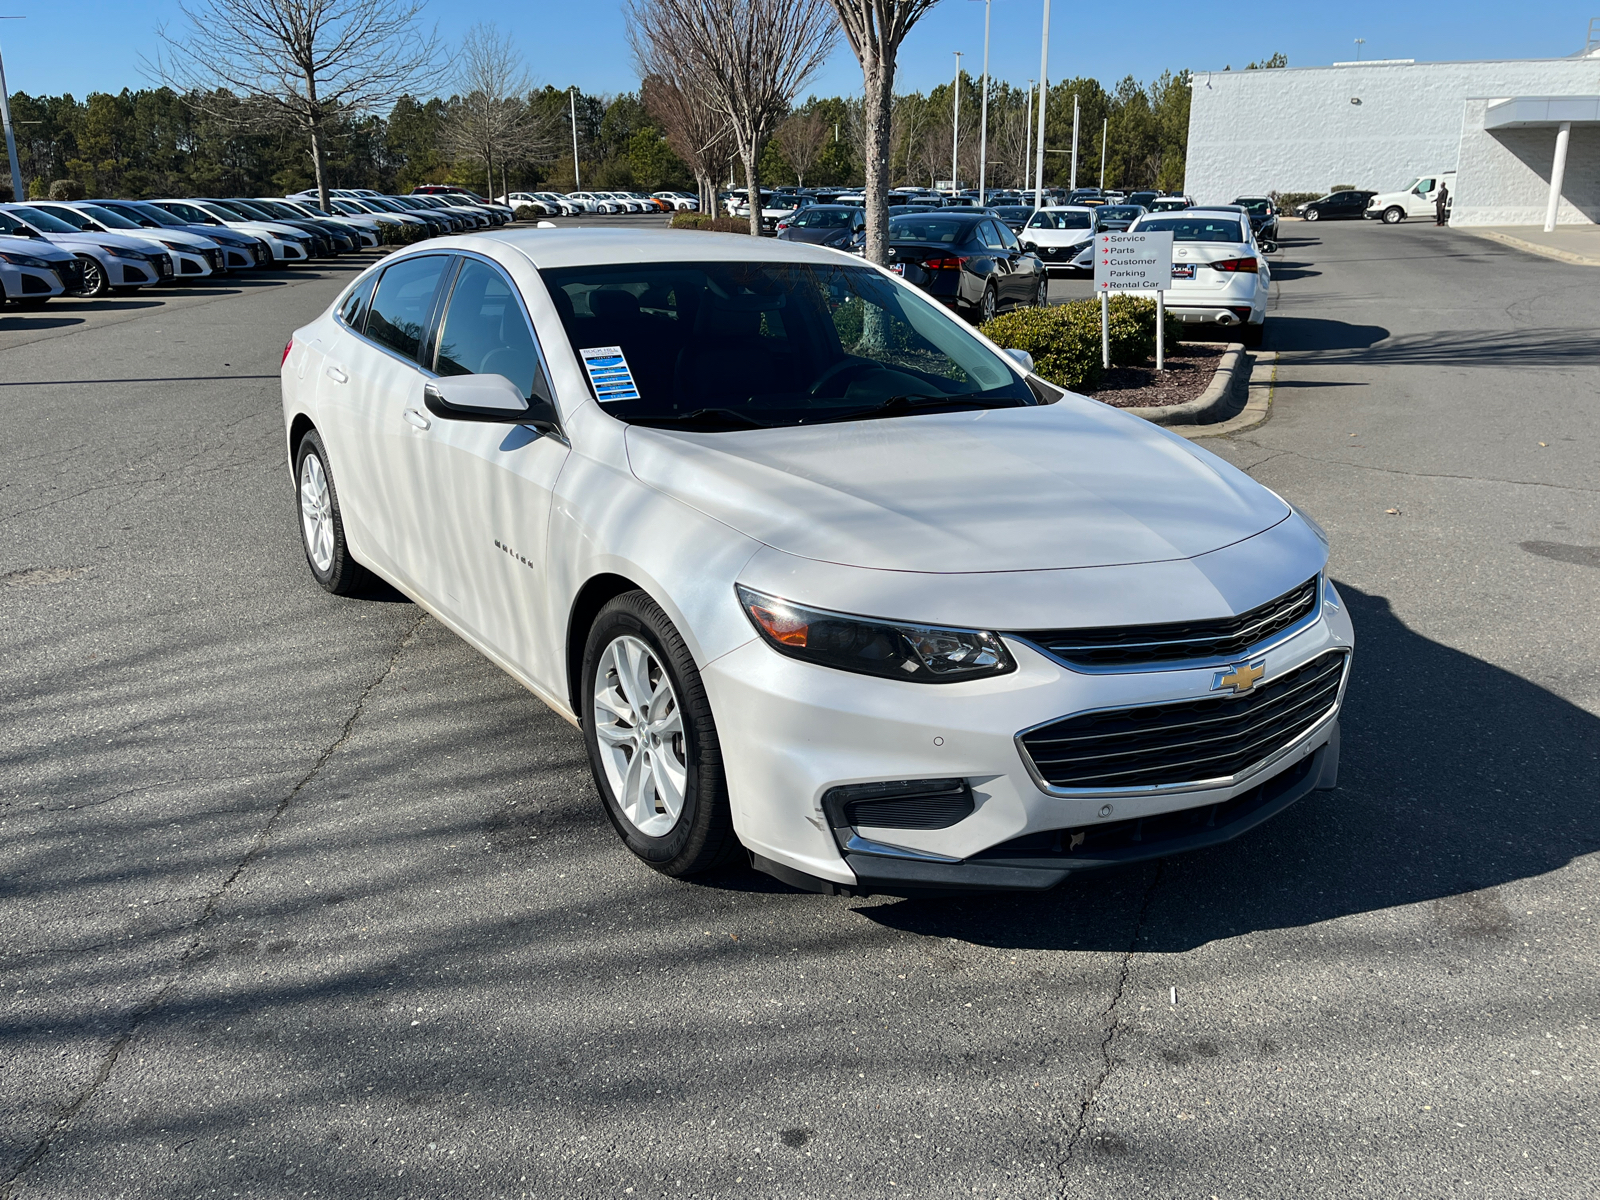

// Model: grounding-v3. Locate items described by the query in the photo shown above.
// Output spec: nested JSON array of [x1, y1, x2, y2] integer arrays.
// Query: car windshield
[[78, 203, 144, 229], [122, 202, 186, 227], [1235, 199, 1272, 215], [1027, 210, 1092, 230], [7, 206, 80, 233], [1135, 217, 1245, 243], [887, 216, 977, 243], [1096, 206, 1144, 222], [795, 208, 855, 228], [991, 207, 1033, 220], [539, 260, 1032, 430]]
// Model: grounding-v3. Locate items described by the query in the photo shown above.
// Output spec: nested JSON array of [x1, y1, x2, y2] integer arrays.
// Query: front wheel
[[78, 256, 110, 296], [583, 591, 737, 877], [1382, 206, 1405, 225], [1303, 208, 1320, 223]]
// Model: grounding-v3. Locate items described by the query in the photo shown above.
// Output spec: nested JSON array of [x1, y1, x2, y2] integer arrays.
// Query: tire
[[294, 429, 375, 596], [1382, 207, 1405, 225], [1303, 208, 1320, 223], [582, 590, 737, 877], [1241, 320, 1264, 348], [1034, 274, 1049, 307], [78, 256, 109, 297], [978, 283, 998, 324]]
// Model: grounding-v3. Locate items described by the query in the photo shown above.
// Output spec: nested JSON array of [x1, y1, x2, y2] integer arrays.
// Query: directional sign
[[1093, 231, 1174, 292]]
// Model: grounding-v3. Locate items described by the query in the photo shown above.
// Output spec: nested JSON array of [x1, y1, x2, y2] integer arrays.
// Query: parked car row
[[501, 190, 700, 216], [0, 186, 513, 307]]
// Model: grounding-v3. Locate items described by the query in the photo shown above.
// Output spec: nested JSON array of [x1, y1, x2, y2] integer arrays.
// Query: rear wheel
[[294, 430, 375, 596], [1241, 320, 1264, 349], [1034, 274, 1049, 307], [1382, 206, 1405, 225], [582, 591, 736, 877], [978, 283, 998, 323]]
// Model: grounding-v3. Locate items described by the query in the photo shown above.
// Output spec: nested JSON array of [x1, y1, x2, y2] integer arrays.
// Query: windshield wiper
[[629, 407, 772, 430], [820, 393, 1022, 423]]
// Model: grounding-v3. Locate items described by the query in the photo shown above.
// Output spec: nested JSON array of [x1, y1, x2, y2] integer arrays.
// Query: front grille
[[55, 259, 86, 292], [1017, 576, 1319, 669], [1018, 649, 1347, 791]]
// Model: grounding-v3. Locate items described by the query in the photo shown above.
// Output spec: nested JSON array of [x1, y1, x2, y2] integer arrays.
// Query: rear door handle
[[325, 366, 348, 384], [403, 408, 431, 430]]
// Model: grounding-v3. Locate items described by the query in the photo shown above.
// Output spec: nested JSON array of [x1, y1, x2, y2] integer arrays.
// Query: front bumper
[[706, 579, 1354, 895]]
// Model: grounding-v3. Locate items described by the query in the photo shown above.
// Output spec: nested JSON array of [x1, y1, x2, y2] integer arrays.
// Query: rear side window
[[432, 259, 546, 400], [365, 255, 448, 361], [337, 272, 379, 332]]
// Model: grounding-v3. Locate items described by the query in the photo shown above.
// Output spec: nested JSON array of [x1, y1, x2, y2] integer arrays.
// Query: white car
[[262, 198, 382, 248], [148, 199, 312, 264], [566, 192, 624, 214], [33, 201, 226, 280], [653, 191, 698, 211], [0, 204, 170, 295], [281, 229, 1349, 894], [0, 233, 83, 306], [1020, 206, 1097, 273], [1364, 172, 1454, 224], [536, 192, 584, 216], [1124, 208, 1272, 346]]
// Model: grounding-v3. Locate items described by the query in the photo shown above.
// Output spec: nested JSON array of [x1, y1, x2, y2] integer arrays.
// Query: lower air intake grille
[[822, 778, 975, 830], [1017, 576, 1320, 669], [1019, 649, 1347, 791]]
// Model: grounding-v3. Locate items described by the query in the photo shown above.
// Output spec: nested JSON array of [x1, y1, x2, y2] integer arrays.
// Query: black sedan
[[1232, 196, 1280, 240], [775, 204, 864, 249], [1295, 190, 1375, 221], [987, 205, 1037, 233], [1093, 205, 1147, 233], [885, 211, 1047, 323]]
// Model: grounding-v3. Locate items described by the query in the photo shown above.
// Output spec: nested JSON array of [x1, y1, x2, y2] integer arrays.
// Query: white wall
[[1185, 58, 1600, 206], [1451, 98, 1600, 225]]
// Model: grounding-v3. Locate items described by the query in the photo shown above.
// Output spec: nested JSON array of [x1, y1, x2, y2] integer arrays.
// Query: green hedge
[[379, 221, 429, 247], [981, 296, 1183, 392], [512, 204, 542, 222], [670, 211, 751, 234], [1271, 191, 1321, 212]]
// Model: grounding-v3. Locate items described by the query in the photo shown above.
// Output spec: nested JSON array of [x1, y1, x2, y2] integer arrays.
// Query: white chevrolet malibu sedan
[[281, 230, 1352, 895]]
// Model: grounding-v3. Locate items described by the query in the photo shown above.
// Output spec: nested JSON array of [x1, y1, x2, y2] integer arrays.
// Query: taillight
[[923, 255, 967, 270], [282, 338, 294, 366], [1210, 256, 1259, 273]]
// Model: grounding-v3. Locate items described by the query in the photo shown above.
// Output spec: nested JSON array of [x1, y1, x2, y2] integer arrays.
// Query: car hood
[[624, 400, 1290, 573], [41, 231, 154, 252], [0, 234, 74, 261]]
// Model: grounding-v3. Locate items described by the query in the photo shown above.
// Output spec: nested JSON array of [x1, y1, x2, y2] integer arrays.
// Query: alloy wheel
[[299, 452, 335, 573], [1304, 209, 1320, 223], [981, 285, 997, 322], [592, 634, 688, 838], [80, 257, 108, 296]]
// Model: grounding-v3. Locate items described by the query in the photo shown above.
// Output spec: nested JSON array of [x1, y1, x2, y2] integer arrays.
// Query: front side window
[[35, 205, 95, 230], [433, 259, 545, 400], [364, 254, 448, 362], [538, 260, 1030, 430]]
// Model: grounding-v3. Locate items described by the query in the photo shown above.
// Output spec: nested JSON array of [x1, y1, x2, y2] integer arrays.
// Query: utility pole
[[1069, 94, 1078, 192], [569, 87, 581, 190], [1023, 80, 1034, 195], [1032, 0, 1050, 210], [1354, 38, 1365, 61], [1099, 117, 1107, 189], [950, 51, 962, 195], [0, 17, 25, 203], [975, 0, 991, 204]]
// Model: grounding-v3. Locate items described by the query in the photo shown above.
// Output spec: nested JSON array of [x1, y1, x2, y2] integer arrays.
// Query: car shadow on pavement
[[0, 315, 84, 332], [858, 581, 1600, 952], [1267, 316, 1390, 352]]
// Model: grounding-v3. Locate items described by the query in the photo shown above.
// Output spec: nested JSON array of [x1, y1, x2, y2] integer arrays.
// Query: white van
[[1364, 172, 1455, 224]]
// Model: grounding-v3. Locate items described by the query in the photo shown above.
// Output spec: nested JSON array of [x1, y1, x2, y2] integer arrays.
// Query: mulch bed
[[1085, 343, 1227, 408]]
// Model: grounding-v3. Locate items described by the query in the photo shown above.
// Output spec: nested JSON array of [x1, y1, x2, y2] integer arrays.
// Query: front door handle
[[403, 408, 431, 430], [325, 365, 348, 384]]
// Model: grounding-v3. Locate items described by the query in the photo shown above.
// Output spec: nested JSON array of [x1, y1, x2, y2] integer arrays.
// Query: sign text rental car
[[1094, 231, 1174, 291]]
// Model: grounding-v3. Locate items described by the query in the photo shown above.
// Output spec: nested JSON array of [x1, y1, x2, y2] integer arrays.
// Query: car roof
[[415, 227, 868, 271]]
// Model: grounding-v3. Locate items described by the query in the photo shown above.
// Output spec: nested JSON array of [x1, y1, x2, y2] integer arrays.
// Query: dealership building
[[1184, 47, 1600, 226]]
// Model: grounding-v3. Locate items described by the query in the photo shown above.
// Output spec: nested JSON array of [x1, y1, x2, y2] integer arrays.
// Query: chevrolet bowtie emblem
[[1214, 659, 1266, 695]]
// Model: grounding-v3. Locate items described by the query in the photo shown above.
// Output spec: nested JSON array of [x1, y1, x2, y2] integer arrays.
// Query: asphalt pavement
[[0, 220, 1596, 1200]]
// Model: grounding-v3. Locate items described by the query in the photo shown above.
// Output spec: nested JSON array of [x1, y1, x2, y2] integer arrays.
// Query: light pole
[[1023, 80, 1034, 194], [1069, 93, 1078, 192], [973, 0, 992, 203], [950, 51, 962, 195], [1031, 0, 1050, 210], [0, 17, 25, 203], [569, 87, 581, 190], [1099, 116, 1107, 189], [1354, 38, 1365, 61]]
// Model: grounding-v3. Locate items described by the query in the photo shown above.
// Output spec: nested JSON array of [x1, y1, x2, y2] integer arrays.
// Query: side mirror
[[1004, 348, 1035, 373], [424, 374, 561, 435], [1259, 239, 1278, 254]]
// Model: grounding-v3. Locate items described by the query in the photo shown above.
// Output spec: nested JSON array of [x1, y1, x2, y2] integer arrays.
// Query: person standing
[[1435, 182, 1450, 226]]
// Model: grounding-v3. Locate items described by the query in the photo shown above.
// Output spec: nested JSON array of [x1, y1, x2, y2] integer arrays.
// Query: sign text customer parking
[[1093, 231, 1174, 292]]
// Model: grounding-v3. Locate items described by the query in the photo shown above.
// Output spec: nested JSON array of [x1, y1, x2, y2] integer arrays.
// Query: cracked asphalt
[[1, 222, 1596, 1199]]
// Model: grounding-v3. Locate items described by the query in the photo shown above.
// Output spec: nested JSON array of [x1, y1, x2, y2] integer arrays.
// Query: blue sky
[[1, 1, 1595, 102]]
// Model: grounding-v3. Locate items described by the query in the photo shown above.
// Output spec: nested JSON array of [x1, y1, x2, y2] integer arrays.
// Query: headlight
[[99, 244, 148, 260], [158, 239, 188, 251], [0, 251, 54, 268], [736, 586, 1015, 683]]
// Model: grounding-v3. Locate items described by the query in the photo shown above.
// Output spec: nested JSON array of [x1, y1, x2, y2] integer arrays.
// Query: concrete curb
[[1459, 228, 1600, 268], [1178, 350, 1278, 439], [1124, 343, 1248, 426]]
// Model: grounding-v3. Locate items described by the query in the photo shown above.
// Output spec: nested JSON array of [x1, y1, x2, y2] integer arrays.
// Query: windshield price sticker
[[580, 346, 640, 402], [1094, 231, 1174, 292]]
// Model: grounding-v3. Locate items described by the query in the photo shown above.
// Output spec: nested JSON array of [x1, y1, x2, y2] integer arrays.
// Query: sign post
[[1093, 230, 1175, 371]]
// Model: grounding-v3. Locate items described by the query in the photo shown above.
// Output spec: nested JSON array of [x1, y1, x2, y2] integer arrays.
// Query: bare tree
[[774, 109, 828, 187], [639, 72, 734, 217], [825, 0, 942, 263], [153, 0, 442, 212], [439, 24, 555, 200], [629, 0, 837, 236]]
